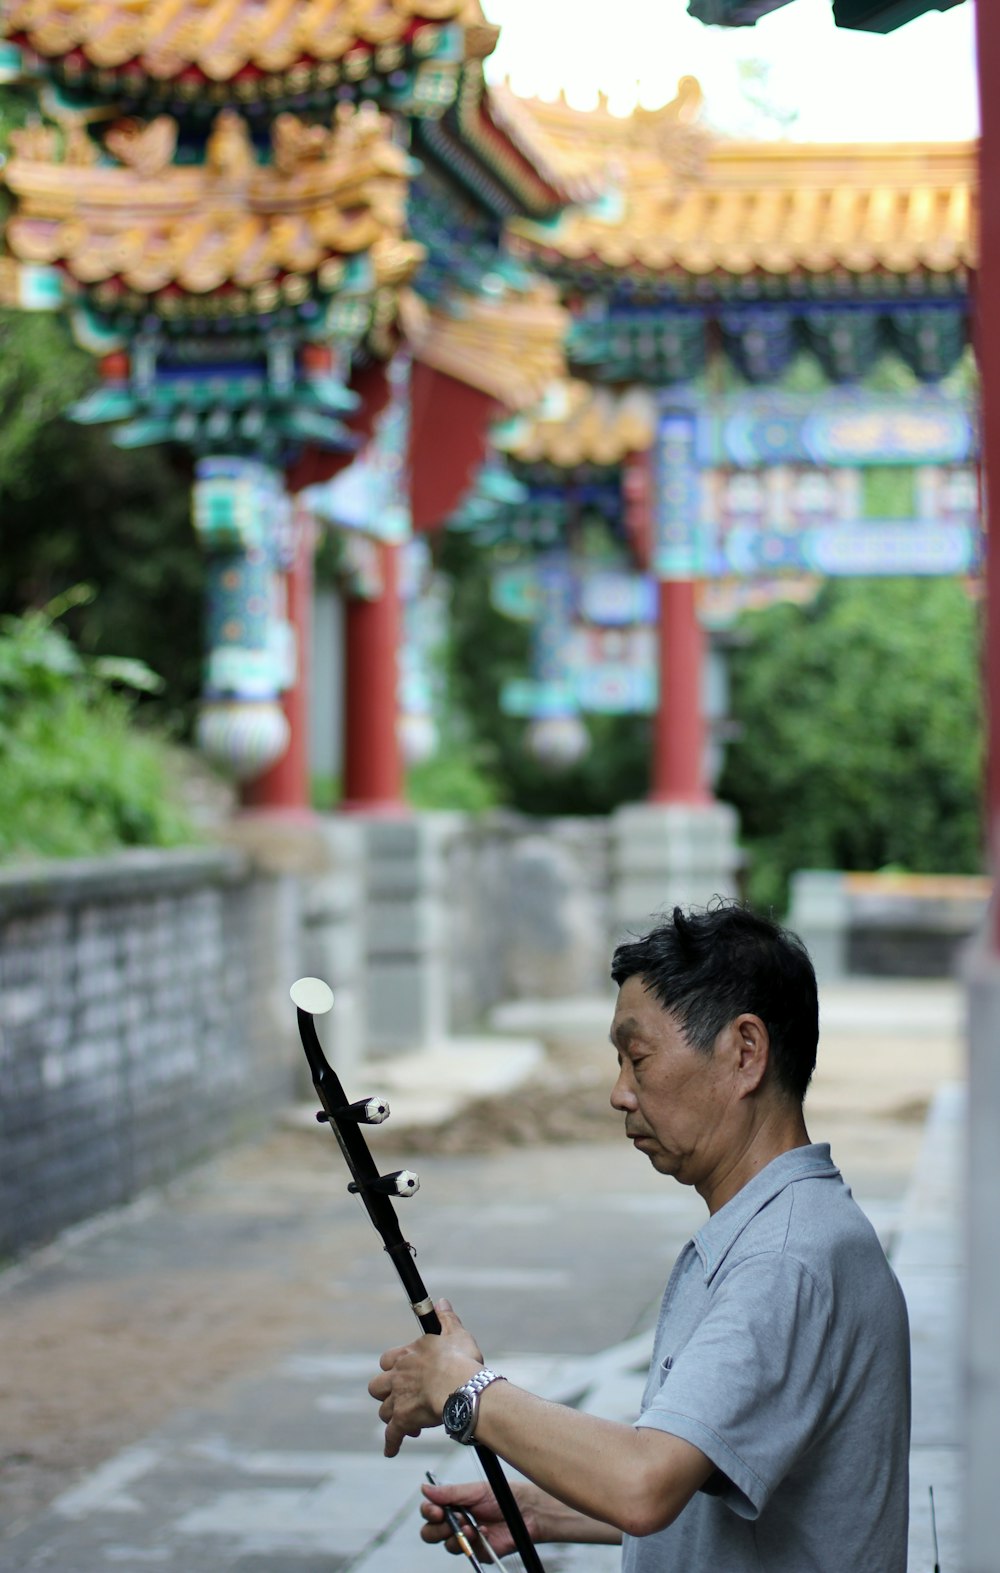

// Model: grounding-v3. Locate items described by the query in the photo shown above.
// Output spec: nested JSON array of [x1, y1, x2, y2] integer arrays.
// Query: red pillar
[[650, 578, 711, 806], [977, 0, 1000, 949], [241, 502, 315, 817], [341, 540, 405, 812], [637, 438, 711, 807]]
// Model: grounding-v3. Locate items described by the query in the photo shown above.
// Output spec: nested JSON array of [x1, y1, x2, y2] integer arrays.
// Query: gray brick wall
[[0, 848, 298, 1261]]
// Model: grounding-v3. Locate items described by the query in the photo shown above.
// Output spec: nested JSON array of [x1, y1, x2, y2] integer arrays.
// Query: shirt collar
[[692, 1143, 840, 1282]]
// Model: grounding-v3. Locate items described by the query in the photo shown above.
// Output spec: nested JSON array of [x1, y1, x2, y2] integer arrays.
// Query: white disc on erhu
[[290, 977, 335, 1015]]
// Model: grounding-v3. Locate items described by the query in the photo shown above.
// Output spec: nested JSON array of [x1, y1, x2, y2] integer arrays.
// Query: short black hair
[[611, 899, 818, 1103]]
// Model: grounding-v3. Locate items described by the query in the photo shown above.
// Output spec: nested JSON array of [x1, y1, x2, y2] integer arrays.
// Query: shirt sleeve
[[635, 1251, 834, 1519]]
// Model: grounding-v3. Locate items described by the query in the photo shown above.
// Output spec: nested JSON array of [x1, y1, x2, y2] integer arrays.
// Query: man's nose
[[610, 1068, 637, 1112]]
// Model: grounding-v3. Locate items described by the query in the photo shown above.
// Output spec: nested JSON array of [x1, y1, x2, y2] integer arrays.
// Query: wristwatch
[[442, 1367, 507, 1445]]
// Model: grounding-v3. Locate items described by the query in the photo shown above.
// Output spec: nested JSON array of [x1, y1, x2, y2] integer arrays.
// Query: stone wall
[[0, 847, 300, 1260]]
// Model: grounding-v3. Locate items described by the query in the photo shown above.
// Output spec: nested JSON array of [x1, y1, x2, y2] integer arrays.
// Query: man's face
[[610, 973, 735, 1189]]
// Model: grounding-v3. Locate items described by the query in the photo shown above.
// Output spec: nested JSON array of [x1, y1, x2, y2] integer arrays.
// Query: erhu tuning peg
[[346, 1096, 391, 1125], [316, 1097, 390, 1126], [348, 1169, 420, 1198]]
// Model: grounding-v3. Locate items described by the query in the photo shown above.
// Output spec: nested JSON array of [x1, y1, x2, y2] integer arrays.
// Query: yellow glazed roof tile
[[1, 103, 423, 294], [4, 0, 466, 79], [507, 81, 977, 278]]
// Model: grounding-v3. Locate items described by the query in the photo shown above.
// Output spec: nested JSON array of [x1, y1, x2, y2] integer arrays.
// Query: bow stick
[[291, 977, 546, 1573]]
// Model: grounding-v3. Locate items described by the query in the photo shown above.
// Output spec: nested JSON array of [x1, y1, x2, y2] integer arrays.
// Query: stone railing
[[0, 802, 744, 1258]]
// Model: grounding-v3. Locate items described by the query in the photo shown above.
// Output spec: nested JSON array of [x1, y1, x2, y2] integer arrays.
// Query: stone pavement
[[0, 979, 966, 1572]]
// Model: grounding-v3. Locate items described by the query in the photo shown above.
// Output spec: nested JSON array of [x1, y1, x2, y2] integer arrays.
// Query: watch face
[[443, 1391, 475, 1439]]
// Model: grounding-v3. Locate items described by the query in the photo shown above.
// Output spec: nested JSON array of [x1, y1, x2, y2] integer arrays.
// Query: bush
[[0, 600, 198, 862]]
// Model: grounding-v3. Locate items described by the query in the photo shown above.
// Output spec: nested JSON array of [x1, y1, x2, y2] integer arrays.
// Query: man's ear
[[732, 1014, 769, 1096]]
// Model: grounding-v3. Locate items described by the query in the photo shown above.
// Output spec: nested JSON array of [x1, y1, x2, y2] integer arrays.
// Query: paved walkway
[[898, 1082, 963, 1573], [0, 981, 965, 1572]]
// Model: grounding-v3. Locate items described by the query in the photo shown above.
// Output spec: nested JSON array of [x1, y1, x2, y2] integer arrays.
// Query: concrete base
[[963, 938, 1000, 1573], [300, 817, 366, 1087], [610, 800, 741, 946], [788, 870, 850, 982], [360, 812, 463, 1055], [219, 812, 368, 1089]]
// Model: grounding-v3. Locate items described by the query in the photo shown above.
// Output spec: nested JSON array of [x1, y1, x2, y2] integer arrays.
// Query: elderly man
[[368, 902, 911, 1572]]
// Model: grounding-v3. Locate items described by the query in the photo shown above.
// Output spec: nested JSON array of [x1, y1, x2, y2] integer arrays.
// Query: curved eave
[[478, 81, 605, 211], [402, 286, 569, 410], [4, 224, 410, 295], [3, 154, 418, 294], [414, 70, 602, 222], [497, 383, 657, 466], [510, 234, 976, 281]]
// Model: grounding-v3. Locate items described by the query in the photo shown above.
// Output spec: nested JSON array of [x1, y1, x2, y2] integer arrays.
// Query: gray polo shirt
[[622, 1143, 910, 1573]]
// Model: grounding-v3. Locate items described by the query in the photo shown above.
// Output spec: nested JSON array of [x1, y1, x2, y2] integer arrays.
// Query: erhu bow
[[291, 976, 546, 1573]]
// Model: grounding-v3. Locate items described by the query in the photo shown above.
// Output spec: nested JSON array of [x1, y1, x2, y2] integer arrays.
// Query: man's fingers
[[379, 1345, 406, 1372], [420, 1521, 469, 1556], [420, 1483, 511, 1559], [383, 1421, 421, 1458], [420, 1515, 490, 1560], [421, 1481, 488, 1509]]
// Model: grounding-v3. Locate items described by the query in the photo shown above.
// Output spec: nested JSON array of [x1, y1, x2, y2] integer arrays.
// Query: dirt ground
[[0, 992, 964, 1541]]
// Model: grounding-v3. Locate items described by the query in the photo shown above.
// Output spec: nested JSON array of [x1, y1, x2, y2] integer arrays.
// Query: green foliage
[[0, 603, 197, 862], [0, 311, 95, 495], [436, 531, 650, 815], [0, 326, 205, 726], [717, 578, 985, 913], [310, 772, 342, 812], [862, 466, 915, 519], [406, 740, 500, 813]]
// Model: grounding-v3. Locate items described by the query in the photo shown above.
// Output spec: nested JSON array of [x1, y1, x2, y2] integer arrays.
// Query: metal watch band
[[467, 1367, 505, 1401], [444, 1367, 507, 1444]]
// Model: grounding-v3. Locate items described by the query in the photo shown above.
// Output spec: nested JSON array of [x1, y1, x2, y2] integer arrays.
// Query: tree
[[0, 386, 205, 727], [717, 577, 985, 912]]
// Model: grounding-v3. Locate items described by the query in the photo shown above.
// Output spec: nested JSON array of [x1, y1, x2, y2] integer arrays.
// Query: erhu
[[291, 976, 545, 1573]]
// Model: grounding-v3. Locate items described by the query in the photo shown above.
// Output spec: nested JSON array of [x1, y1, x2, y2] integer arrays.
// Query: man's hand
[[368, 1299, 484, 1457], [422, 1479, 623, 1553], [421, 1480, 542, 1559]]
